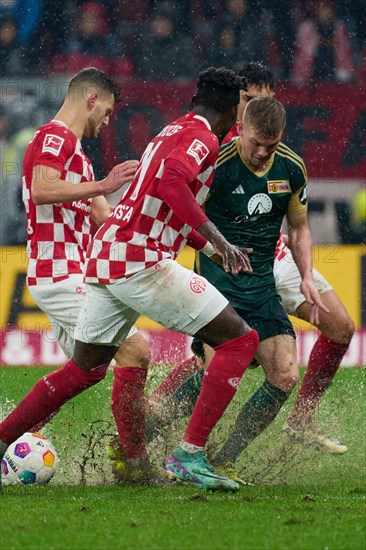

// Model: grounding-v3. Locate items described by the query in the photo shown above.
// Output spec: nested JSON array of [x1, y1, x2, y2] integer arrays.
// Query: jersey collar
[[193, 114, 212, 131], [50, 119, 69, 129]]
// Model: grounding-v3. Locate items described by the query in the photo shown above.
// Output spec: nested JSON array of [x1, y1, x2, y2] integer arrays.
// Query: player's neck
[[53, 103, 85, 140], [193, 106, 224, 135]]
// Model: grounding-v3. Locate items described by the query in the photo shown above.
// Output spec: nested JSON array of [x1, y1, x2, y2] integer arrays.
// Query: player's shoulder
[[275, 141, 306, 175], [216, 139, 239, 168], [38, 120, 74, 138], [276, 141, 304, 163], [38, 120, 78, 143], [163, 113, 217, 148], [178, 114, 219, 157], [34, 120, 77, 155]]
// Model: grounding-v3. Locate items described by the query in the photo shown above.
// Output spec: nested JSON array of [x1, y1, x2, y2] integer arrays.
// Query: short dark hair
[[68, 67, 122, 102], [244, 97, 286, 138], [238, 62, 275, 91], [195, 67, 243, 113]]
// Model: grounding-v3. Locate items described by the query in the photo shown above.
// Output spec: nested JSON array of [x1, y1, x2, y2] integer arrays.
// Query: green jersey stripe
[[217, 141, 237, 162]]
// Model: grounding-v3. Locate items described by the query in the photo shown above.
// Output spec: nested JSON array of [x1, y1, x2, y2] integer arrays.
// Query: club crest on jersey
[[187, 139, 209, 165], [228, 377, 240, 389], [189, 275, 207, 294], [42, 134, 64, 156], [267, 180, 291, 194], [247, 193, 272, 215]]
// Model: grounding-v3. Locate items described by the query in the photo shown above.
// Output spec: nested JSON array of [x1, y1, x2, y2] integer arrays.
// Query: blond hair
[[243, 96, 286, 138]]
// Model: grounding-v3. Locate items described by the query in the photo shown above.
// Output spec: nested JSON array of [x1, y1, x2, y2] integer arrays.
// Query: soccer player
[[186, 96, 331, 470], [147, 63, 353, 460], [222, 61, 275, 145], [13, 67, 153, 474], [0, 67, 261, 492], [146, 62, 276, 411]]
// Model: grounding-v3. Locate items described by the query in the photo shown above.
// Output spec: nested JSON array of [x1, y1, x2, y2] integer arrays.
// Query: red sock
[[0, 360, 108, 445], [291, 334, 350, 422], [111, 367, 148, 459], [30, 409, 61, 433], [148, 356, 201, 411], [183, 330, 259, 448]]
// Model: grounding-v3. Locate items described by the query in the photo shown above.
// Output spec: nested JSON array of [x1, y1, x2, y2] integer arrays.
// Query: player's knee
[[323, 311, 355, 345], [133, 335, 152, 368], [137, 343, 151, 369], [272, 369, 299, 392], [114, 333, 151, 369], [328, 316, 355, 345], [338, 317, 355, 344]]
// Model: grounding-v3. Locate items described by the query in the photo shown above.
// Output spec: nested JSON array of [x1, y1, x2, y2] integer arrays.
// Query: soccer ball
[[1, 432, 59, 485]]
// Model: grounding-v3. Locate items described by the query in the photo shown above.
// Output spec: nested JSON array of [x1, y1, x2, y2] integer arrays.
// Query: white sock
[[179, 440, 204, 453]]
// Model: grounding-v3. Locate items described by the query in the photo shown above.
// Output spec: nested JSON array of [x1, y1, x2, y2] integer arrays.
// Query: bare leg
[[296, 289, 354, 345]]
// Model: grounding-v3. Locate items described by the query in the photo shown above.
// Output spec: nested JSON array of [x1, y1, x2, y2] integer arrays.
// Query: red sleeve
[[186, 229, 207, 250], [157, 159, 209, 229], [33, 126, 75, 174]]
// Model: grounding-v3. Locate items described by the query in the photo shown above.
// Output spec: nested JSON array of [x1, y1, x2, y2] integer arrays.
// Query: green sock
[[170, 368, 204, 418], [145, 369, 204, 443], [213, 379, 291, 465]]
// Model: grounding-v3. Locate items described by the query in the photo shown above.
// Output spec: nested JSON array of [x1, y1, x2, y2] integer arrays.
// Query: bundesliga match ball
[[1, 433, 59, 485]]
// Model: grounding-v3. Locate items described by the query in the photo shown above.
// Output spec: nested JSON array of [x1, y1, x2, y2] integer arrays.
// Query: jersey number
[[130, 141, 163, 201]]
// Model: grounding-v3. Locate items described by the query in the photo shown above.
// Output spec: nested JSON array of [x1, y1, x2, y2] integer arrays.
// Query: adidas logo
[[228, 377, 241, 388], [232, 185, 245, 194]]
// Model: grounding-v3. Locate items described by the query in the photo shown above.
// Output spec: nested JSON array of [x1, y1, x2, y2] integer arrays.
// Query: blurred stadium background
[[1, 0, 365, 366]]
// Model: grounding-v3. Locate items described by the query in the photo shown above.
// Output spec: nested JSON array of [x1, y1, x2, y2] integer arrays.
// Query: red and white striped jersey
[[274, 230, 288, 261], [85, 112, 219, 283], [22, 120, 94, 286]]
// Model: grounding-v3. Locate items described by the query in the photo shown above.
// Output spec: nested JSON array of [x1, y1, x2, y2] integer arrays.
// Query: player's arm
[[31, 161, 138, 205], [187, 229, 223, 263], [287, 207, 329, 324], [287, 208, 313, 279], [157, 158, 251, 273], [90, 196, 113, 227]]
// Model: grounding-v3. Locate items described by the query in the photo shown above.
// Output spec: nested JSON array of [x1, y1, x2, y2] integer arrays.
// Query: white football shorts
[[28, 274, 137, 357], [75, 259, 228, 347], [274, 250, 332, 316]]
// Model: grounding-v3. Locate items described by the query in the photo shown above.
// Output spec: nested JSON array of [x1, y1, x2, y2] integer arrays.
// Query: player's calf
[[0, 358, 110, 450]]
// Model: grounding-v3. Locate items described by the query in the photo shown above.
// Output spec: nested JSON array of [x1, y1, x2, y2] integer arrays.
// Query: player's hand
[[101, 160, 139, 194], [300, 277, 330, 326], [196, 221, 252, 274], [213, 239, 253, 274], [211, 247, 253, 273]]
